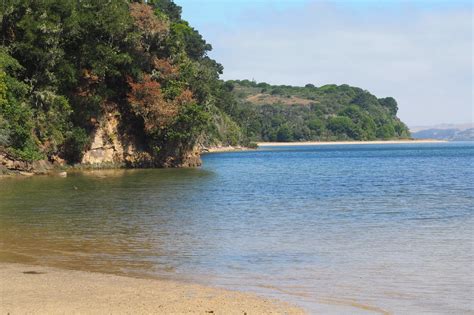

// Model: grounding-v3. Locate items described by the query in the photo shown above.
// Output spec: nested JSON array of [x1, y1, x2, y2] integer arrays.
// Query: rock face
[[80, 113, 148, 167], [1, 112, 202, 175], [0, 151, 53, 175], [80, 113, 201, 169]]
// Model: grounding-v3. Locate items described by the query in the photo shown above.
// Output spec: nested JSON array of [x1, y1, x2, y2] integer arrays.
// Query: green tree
[[276, 124, 292, 142]]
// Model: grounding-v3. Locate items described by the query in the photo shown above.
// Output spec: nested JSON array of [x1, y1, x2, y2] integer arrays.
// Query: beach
[[257, 139, 447, 146], [201, 145, 252, 153], [0, 263, 305, 314]]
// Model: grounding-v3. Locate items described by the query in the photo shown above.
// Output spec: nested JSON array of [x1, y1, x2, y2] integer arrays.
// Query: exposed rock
[[0, 110, 202, 175], [19, 171, 34, 176], [81, 112, 201, 169], [81, 113, 151, 167], [181, 146, 202, 167], [32, 160, 53, 175], [0, 150, 53, 175], [51, 154, 66, 167]]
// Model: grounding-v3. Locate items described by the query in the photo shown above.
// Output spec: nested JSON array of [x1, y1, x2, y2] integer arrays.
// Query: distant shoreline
[[201, 139, 448, 154], [0, 263, 304, 314], [257, 139, 447, 146], [201, 145, 252, 153]]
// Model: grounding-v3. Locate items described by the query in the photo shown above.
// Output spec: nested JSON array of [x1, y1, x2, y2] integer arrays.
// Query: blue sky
[[176, 0, 473, 126]]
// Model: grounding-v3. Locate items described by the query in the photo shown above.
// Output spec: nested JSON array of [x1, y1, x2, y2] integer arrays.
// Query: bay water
[[0, 142, 473, 314]]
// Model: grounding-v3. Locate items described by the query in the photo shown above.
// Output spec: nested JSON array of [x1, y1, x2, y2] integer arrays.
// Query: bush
[[247, 142, 258, 149], [0, 115, 10, 146], [63, 127, 89, 163], [327, 116, 361, 140]]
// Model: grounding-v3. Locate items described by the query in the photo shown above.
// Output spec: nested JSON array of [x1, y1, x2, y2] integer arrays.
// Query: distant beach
[[257, 139, 447, 146], [0, 263, 304, 315], [201, 145, 252, 153]]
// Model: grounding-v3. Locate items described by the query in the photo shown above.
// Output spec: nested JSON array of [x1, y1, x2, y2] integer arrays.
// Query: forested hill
[[0, 0, 233, 168], [219, 80, 410, 142]]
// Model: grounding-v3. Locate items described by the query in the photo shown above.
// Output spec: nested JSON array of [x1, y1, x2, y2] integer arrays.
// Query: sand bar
[[0, 263, 305, 314], [257, 139, 447, 146], [201, 145, 252, 153]]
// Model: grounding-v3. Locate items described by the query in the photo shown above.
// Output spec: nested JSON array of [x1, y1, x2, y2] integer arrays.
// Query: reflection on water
[[1, 143, 473, 314]]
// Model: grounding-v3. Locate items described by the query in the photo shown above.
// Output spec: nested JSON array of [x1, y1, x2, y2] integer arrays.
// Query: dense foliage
[[220, 80, 410, 142], [0, 0, 226, 163]]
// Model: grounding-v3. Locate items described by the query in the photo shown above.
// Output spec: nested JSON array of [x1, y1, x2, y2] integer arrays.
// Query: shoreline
[[257, 139, 447, 146], [200, 145, 255, 153], [0, 262, 305, 314]]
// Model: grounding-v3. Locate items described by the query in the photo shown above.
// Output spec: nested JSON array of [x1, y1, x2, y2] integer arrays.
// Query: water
[[0, 142, 473, 314]]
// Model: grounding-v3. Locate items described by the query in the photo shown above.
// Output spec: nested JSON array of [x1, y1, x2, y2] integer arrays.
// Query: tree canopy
[[0, 0, 227, 164], [220, 80, 410, 142]]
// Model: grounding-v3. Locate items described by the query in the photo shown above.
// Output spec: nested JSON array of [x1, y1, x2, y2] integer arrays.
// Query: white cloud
[[196, 2, 473, 126]]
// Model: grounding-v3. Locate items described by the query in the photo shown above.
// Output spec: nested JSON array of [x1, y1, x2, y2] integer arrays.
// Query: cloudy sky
[[176, 0, 473, 126]]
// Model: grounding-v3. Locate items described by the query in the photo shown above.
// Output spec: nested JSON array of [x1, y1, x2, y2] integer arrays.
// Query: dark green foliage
[[379, 97, 398, 116], [327, 116, 361, 140], [220, 80, 410, 142], [165, 102, 209, 143], [62, 127, 88, 163], [0, 50, 43, 160], [276, 124, 292, 142], [150, 0, 182, 22]]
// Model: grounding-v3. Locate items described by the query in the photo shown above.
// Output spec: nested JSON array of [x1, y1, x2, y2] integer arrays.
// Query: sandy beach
[[201, 145, 254, 153], [257, 139, 447, 146], [0, 263, 304, 314]]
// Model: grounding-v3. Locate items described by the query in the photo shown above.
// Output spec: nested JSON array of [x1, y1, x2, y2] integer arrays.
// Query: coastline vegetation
[[220, 80, 410, 142]]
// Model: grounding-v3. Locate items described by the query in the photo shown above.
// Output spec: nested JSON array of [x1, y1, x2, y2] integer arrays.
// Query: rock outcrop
[[80, 113, 150, 168], [0, 110, 202, 175], [80, 112, 201, 169], [0, 151, 53, 175]]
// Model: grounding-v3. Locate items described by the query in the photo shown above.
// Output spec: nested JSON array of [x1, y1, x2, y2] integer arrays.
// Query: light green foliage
[[327, 116, 361, 140], [0, 115, 10, 146], [0, 72, 10, 146], [165, 102, 210, 143], [33, 91, 72, 155], [0, 51, 43, 160]]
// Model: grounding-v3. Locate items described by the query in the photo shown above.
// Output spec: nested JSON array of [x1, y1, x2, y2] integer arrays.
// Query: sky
[[176, 0, 473, 127]]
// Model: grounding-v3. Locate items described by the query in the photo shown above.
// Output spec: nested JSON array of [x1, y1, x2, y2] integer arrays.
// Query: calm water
[[0, 142, 473, 314]]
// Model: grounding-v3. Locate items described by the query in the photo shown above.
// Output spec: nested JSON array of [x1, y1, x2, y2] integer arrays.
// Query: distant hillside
[[410, 123, 473, 133], [218, 80, 410, 142], [412, 128, 474, 141]]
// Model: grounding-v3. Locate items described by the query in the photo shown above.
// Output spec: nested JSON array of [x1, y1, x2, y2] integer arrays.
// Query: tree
[[276, 124, 292, 142], [130, 2, 169, 53], [308, 118, 324, 135], [327, 116, 361, 140], [379, 97, 398, 115], [127, 75, 178, 134]]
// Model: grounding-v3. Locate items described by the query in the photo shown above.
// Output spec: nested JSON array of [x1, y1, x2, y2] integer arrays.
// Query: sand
[[0, 263, 305, 314], [201, 146, 253, 153], [257, 139, 447, 146]]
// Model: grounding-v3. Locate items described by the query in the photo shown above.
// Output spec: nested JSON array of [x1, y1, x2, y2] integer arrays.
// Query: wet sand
[[0, 263, 305, 314]]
